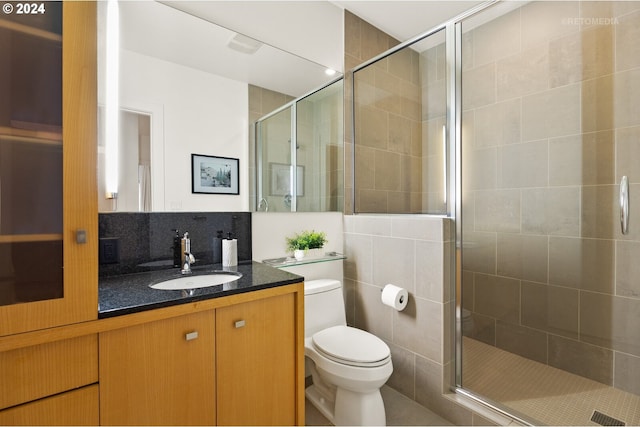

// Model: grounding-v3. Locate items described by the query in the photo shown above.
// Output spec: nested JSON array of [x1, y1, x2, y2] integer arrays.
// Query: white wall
[[119, 49, 249, 212]]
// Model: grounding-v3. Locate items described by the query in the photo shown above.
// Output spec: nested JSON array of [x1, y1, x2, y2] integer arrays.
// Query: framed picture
[[270, 163, 304, 196], [191, 154, 239, 195]]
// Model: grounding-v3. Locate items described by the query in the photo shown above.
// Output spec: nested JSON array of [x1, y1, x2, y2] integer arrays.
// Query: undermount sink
[[149, 272, 242, 291]]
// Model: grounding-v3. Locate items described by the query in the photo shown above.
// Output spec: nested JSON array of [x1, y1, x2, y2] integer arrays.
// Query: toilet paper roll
[[222, 239, 237, 267], [381, 284, 408, 311]]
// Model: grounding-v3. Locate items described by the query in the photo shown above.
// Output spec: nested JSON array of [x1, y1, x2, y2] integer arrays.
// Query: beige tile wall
[[461, 0, 640, 395]]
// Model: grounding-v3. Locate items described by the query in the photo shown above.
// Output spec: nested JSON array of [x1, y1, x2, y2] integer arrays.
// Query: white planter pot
[[294, 250, 305, 260]]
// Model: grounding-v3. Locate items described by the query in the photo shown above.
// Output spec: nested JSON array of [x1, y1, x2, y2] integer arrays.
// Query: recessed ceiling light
[[325, 68, 336, 76]]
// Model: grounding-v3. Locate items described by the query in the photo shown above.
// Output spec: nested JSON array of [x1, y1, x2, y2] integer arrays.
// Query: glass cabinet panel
[[0, 3, 63, 306]]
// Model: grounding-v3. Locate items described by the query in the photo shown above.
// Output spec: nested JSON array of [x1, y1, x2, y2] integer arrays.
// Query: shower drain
[[591, 410, 625, 426]]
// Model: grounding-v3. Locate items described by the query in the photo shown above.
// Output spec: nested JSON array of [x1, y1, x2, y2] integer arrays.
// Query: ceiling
[[117, 1, 483, 97], [332, 0, 482, 42]]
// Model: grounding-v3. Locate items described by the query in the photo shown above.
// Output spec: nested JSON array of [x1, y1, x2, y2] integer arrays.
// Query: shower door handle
[[620, 175, 629, 235]]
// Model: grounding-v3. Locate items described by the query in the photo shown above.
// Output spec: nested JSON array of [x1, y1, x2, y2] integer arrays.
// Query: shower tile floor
[[305, 385, 452, 426], [463, 337, 640, 426]]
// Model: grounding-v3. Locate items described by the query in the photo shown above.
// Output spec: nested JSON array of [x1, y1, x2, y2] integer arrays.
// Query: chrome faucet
[[181, 232, 195, 274]]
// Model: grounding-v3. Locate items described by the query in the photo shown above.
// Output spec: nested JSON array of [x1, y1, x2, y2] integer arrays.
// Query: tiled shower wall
[[461, 1, 640, 394]]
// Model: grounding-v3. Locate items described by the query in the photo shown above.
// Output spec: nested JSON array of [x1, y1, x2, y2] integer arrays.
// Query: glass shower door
[[459, 1, 640, 425], [256, 106, 294, 212]]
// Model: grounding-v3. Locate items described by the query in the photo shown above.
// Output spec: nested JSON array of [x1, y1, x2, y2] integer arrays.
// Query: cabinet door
[[99, 311, 216, 426], [0, 2, 97, 336], [216, 293, 297, 426]]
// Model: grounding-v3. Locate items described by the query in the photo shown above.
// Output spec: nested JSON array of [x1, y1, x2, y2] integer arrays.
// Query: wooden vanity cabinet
[[0, 1, 97, 336], [216, 292, 298, 426], [99, 284, 305, 426], [99, 310, 216, 426]]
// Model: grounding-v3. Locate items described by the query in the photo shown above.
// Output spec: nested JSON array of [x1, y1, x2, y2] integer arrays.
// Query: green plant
[[286, 230, 327, 252]]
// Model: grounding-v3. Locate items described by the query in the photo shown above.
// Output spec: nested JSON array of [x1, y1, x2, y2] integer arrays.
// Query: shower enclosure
[[352, 1, 640, 425], [255, 79, 343, 212]]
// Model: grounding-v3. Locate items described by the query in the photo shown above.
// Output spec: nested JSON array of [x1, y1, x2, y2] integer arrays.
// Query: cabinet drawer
[[0, 334, 98, 409], [0, 384, 98, 426]]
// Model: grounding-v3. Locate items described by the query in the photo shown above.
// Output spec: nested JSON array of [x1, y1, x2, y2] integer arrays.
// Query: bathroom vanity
[[0, 263, 305, 426]]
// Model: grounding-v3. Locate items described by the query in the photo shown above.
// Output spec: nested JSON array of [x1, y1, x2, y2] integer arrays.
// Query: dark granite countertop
[[98, 261, 303, 318]]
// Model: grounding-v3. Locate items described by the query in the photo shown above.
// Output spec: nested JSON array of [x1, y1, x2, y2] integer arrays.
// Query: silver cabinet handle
[[234, 320, 246, 328], [620, 175, 630, 235], [185, 331, 198, 341]]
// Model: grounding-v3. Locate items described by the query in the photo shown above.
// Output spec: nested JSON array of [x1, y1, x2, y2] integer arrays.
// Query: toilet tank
[[304, 279, 347, 337]]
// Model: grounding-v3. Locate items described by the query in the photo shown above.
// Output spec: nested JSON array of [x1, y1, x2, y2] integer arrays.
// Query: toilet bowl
[[304, 279, 393, 426]]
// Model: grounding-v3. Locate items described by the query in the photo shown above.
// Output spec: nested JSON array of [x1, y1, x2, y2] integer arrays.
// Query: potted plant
[[286, 230, 327, 260]]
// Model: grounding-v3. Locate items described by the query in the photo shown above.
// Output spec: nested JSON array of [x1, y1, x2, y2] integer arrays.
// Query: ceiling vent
[[227, 33, 263, 55]]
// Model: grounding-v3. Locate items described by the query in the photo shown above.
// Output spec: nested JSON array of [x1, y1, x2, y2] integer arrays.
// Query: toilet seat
[[311, 325, 391, 368]]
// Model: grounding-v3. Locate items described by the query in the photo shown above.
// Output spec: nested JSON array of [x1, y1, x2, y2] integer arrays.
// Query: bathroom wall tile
[[582, 74, 614, 133], [386, 342, 416, 400], [549, 25, 613, 88], [374, 70, 403, 116], [496, 233, 548, 283], [349, 215, 392, 236], [422, 78, 447, 120], [474, 274, 519, 325], [549, 131, 615, 186], [424, 116, 446, 157], [471, 313, 496, 346], [461, 231, 496, 275], [400, 155, 422, 194], [343, 232, 373, 283], [580, 184, 616, 239], [520, 1, 579, 50], [496, 45, 549, 101], [581, 291, 640, 357], [462, 270, 474, 312], [415, 354, 444, 406], [425, 153, 445, 195], [580, 1, 640, 25], [616, 126, 640, 184], [388, 114, 414, 154], [615, 240, 640, 298], [343, 277, 356, 327], [521, 187, 580, 236], [360, 17, 397, 61], [356, 105, 388, 150], [388, 46, 413, 81], [467, 147, 497, 191], [354, 145, 376, 190], [344, 11, 362, 59], [615, 10, 640, 72], [373, 236, 415, 294], [374, 150, 401, 191], [474, 98, 521, 148], [354, 281, 393, 341], [495, 321, 548, 364], [548, 335, 613, 385], [393, 296, 442, 362], [613, 68, 640, 129], [392, 217, 443, 241], [521, 282, 578, 339], [614, 351, 640, 395], [474, 189, 520, 233], [498, 140, 549, 189], [548, 237, 614, 293], [521, 84, 581, 141], [471, 7, 521, 67], [416, 240, 444, 303], [462, 63, 496, 110], [387, 191, 409, 214], [356, 189, 388, 213]]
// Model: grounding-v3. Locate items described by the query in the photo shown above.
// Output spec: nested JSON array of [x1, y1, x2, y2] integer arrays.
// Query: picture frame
[[270, 163, 304, 196], [191, 154, 239, 195]]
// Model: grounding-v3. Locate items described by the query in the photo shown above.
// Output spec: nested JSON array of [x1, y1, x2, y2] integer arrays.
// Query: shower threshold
[[462, 337, 640, 426]]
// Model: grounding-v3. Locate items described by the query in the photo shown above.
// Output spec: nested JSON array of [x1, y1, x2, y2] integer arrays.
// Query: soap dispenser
[[172, 229, 181, 268]]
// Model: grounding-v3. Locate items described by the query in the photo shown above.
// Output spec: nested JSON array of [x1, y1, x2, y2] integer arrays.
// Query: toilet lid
[[312, 325, 390, 367]]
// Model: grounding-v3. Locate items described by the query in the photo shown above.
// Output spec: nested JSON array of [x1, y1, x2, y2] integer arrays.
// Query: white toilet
[[304, 279, 393, 426]]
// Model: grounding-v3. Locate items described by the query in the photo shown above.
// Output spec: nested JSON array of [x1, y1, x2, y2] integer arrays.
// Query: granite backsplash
[[98, 212, 251, 276]]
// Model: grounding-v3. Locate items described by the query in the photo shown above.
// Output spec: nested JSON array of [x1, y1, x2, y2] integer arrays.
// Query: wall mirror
[[97, 0, 342, 213]]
